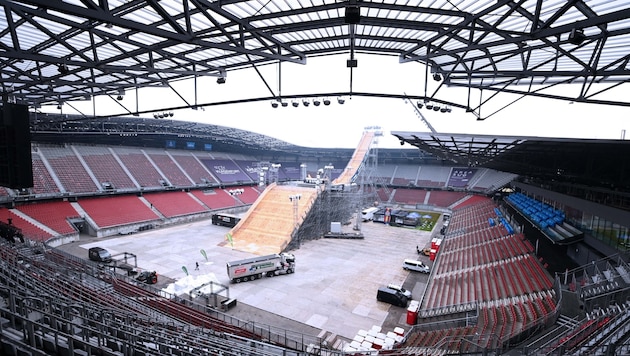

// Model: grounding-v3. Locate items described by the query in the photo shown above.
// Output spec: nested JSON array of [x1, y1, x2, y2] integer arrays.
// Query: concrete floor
[[56, 216, 439, 342]]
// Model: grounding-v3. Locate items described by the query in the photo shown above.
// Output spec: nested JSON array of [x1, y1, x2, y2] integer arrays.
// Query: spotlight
[[337, 97, 345, 104], [446, 107, 452, 113], [281, 101, 288, 107], [416, 101, 423, 109], [292, 100, 299, 107], [271, 101, 279, 108], [425, 102, 433, 110], [154, 113, 159, 119], [56, 104, 62, 110], [57, 64, 69, 74], [433, 73, 442, 81], [302, 99, 310, 107], [323, 98, 331, 106], [440, 106, 447, 113], [116, 95, 123, 101], [313, 99, 321, 106], [432, 105, 440, 111], [400, 140, 404, 146], [216, 77, 226, 84], [169, 112, 174, 117], [568, 28, 586, 45]]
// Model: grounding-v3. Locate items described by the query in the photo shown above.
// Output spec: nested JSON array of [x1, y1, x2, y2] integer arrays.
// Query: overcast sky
[[43, 53, 630, 149]]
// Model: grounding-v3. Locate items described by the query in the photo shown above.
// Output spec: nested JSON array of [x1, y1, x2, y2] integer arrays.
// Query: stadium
[[1, 1, 630, 356]]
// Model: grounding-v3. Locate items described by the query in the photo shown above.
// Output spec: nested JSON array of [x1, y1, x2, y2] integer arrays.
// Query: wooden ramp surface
[[333, 130, 374, 185], [226, 184, 319, 255]]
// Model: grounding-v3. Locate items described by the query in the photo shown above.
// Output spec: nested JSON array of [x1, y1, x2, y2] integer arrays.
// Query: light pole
[[270, 163, 281, 184], [289, 194, 302, 248], [300, 163, 307, 181], [324, 164, 334, 184]]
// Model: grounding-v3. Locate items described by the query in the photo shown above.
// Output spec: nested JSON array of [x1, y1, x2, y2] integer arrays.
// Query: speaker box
[[0, 103, 33, 189], [344, 6, 361, 24]]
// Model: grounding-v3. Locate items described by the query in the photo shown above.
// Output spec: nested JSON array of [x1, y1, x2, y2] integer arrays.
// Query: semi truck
[[226, 253, 295, 283]]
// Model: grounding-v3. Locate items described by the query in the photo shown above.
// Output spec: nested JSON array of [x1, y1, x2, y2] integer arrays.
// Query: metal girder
[[0, 0, 629, 110]]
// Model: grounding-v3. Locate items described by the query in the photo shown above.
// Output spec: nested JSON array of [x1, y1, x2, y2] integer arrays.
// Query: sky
[[42, 53, 630, 149]]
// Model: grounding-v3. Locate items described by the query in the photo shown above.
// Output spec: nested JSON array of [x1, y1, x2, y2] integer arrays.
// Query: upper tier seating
[[113, 147, 165, 189], [147, 150, 193, 187], [39, 145, 98, 193], [171, 153, 218, 185], [31, 153, 60, 194], [74, 145, 136, 190]]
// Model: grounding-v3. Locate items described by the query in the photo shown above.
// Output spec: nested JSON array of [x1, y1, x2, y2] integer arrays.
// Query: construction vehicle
[[226, 253, 295, 283], [136, 270, 158, 284]]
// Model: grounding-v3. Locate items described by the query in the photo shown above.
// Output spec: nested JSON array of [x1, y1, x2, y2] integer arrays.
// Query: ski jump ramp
[[227, 130, 378, 255]]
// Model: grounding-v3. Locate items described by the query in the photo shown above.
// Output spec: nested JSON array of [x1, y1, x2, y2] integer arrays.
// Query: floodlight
[[57, 64, 69, 74], [568, 28, 586, 45]]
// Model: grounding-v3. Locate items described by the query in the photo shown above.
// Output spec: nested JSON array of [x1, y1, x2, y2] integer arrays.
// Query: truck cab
[[269, 253, 296, 276]]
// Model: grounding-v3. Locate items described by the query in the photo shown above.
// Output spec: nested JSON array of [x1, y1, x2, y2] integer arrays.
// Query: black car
[[88, 247, 112, 263], [377, 286, 408, 307]]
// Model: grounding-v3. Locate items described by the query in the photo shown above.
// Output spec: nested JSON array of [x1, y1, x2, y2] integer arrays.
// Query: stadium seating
[[409, 198, 559, 352], [39, 146, 99, 193], [147, 150, 193, 186], [172, 152, 219, 185], [0, 207, 52, 242], [30, 153, 61, 194], [113, 147, 166, 188], [74, 145, 136, 190], [191, 187, 241, 209], [78, 195, 159, 228], [143, 191, 209, 217], [15, 201, 80, 235]]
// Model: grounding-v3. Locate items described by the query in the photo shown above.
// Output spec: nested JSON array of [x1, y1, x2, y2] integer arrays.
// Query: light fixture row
[[417, 100, 452, 113], [153, 112, 174, 119], [271, 97, 345, 108]]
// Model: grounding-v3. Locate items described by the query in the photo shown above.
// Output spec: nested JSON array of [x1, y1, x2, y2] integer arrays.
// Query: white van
[[402, 259, 430, 273], [361, 207, 380, 221]]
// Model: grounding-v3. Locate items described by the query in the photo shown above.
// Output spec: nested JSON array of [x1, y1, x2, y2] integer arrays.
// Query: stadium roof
[[1, 1, 630, 114], [392, 131, 630, 191]]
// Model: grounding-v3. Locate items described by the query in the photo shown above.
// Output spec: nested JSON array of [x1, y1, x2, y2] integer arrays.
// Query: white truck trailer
[[226, 253, 295, 283]]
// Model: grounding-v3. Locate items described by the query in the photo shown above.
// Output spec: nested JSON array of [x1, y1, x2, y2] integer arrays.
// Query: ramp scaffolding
[[227, 129, 382, 254]]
